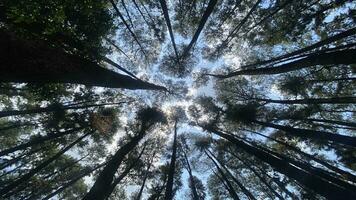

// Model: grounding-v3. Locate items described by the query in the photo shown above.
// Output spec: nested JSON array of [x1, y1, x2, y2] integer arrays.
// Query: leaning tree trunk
[[180, 0, 218, 59], [0, 132, 91, 197], [252, 120, 356, 147], [182, 148, 199, 200], [207, 149, 256, 200], [210, 48, 356, 78], [0, 126, 85, 157], [204, 126, 356, 199], [83, 127, 146, 200], [253, 96, 356, 105], [205, 150, 240, 200], [0, 29, 164, 90], [164, 120, 178, 200]]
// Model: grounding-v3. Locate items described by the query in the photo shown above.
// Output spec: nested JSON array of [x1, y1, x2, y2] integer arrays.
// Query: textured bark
[[0, 29, 165, 90]]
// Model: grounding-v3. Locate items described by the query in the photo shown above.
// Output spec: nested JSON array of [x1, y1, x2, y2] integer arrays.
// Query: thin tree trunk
[[182, 148, 199, 200], [0, 101, 128, 118], [135, 153, 155, 200], [0, 132, 91, 197], [0, 127, 85, 157], [225, 149, 284, 200], [209, 48, 356, 78], [204, 126, 356, 199], [0, 29, 165, 90], [181, 0, 218, 59], [164, 120, 178, 200], [205, 150, 240, 200], [253, 96, 356, 105], [252, 120, 356, 147], [121, 0, 135, 28], [207, 149, 256, 200], [159, 0, 179, 59], [83, 127, 147, 200], [109, 0, 148, 59], [278, 117, 356, 128]]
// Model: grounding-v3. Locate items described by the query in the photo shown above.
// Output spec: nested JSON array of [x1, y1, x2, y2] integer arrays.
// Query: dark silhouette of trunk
[[208, 49, 356, 78], [224, 148, 284, 200], [307, 77, 356, 83], [252, 120, 356, 147], [205, 150, 239, 200], [181, 0, 218, 59], [0, 132, 91, 197], [102, 56, 138, 79], [0, 147, 43, 170], [103, 143, 147, 200], [0, 101, 127, 118], [159, 0, 179, 59], [224, 0, 262, 45], [278, 117, 356, 128], [181, 146, 199, 200], [42, 163, 106, 200], [135, 153, 155, 200], [207, 149, 256, 200], [0, 127, 85, 156], [121, 0, 135, 29], [109, 0, 148, 59], [0, 29, 164, 90], [105, 38, 132, 61], [243, 129, 356, 183], [215, 0, 242, 31], [164, 120, 178, 200], [0, 122, 35, 133], [252, 96, 356, 105], [204, 126, 356, 199], [83, 126, 148, 200]]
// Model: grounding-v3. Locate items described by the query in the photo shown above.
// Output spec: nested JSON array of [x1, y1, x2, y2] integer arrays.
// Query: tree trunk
[[253, 120, 356, 147], [0, 29, 164, 90], [159, 0, 179, 59], [164, 120, 178, 200], [225, 148, 284, 200], [254, 96, 356, 105], [204, 126, 356, 199], [207, 149, 256, 200], [0, 132, 91, 197], [181, 0, 218, 59], [182, 149, 199, 200], [205, 150, 240, 200], [211, 49, 356, 78], [83, 128, 146, 200], [0, 127, 85, 157], [279, 117, 356, 128], [135, 154, 154, 200]]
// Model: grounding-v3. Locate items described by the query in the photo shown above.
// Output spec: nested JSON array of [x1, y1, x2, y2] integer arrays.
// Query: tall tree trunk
[[205, 150, 240, 200], [109, 0, 148, 59], [0, 101, 127, 118], [0, 132, 91, 197], [253, 96, 356, 105], [204, 126, 356, 199], [103, 144, 147, 200], [159, 0, 179, 59], [181, 0, 218, 59], [182, 148, 199, 200], [278, 117, 356, 128], [243, 129, 356, 183], [209, 49, 356, 78], [164, 120, 178, 200], [135, 152, 155, 200], [225, 149, 284, 200], [83, 127, 147, 200], [0, 127, 85, 156], [252, 120, 356, 147], [0, 29, 165, 90], [207, 149, 256, 200], [41, 163, 106, 200]]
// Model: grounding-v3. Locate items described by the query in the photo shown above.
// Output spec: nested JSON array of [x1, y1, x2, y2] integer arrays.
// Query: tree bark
[[83, 128, 147, 200], [164, 120, 178, 200], [0, 29, 165, 90], [204, 126, 356, 199], [253, 120, 356, 147], [210, 49, 356, 78], [181, 0, 218, 59]]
